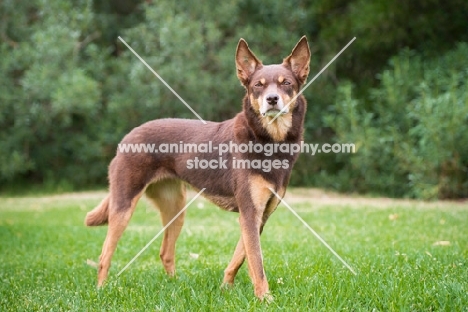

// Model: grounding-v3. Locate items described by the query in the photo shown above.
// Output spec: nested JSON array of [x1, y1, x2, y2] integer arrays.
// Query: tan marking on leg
[[223, 178, 281, 299], [249, 174, 274, 215], [146, 179, 186, 276], [243, 175, 278, 299], [262, 187, 285, 223], [239, 216, 270, 300]]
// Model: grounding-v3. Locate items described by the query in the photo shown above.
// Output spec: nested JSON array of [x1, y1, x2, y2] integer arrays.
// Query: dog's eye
[[254, 82, 263, 88], [282, 80, 291, 86]]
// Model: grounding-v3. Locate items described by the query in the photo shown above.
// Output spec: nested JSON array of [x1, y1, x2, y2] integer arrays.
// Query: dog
[[85, 36, 310, 300]]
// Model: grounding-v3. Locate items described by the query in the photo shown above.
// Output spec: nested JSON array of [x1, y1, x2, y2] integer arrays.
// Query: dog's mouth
[[261, 109, 287, 117]]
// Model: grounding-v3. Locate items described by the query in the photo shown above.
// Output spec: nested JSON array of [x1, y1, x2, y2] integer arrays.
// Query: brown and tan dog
[[85, 36, 310, 300]]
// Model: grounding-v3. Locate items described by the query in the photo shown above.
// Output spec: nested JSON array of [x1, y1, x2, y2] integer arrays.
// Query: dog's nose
[[266, 94, 279, 106]]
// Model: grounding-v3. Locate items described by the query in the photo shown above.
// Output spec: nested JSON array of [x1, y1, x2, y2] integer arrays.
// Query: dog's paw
[[260, 292, 274, 303], [220, 282, 234, 291], [86, 259, 99, 269]]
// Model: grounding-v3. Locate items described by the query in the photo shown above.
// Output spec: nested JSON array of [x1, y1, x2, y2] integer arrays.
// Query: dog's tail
[[85, 195, 110, 226]]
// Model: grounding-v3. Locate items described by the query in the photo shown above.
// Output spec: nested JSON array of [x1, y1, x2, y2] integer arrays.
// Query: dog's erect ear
[[235, 39, 263, 86], [283, 36, 311, 85]]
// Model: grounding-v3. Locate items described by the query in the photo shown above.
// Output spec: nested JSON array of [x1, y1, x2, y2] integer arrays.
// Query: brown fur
[[85, 195, 110, 226], [85, 36, 311, 300]]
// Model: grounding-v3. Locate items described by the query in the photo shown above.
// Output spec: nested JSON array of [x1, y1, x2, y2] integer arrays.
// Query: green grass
[[1, 190, 467, 311]]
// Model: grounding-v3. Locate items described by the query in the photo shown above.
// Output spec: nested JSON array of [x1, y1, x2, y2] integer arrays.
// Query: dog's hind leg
[[97, 189, 144, 286], [145, 179, 186, 275]]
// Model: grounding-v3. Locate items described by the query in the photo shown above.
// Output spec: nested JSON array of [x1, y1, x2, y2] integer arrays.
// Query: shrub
[[325, 44, 468, 199]]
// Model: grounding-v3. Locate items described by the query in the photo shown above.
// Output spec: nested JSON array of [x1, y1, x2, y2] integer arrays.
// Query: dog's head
[[235, 37, 310, 118]]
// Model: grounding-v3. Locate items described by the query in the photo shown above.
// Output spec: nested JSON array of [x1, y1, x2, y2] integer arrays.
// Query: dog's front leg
[[238, 206, 270, 300], [222, 237, 246, 285]]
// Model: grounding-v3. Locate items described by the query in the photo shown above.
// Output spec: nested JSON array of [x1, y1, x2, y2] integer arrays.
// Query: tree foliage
[[1, 0, 467, 198], [326, 44, 468, 199]]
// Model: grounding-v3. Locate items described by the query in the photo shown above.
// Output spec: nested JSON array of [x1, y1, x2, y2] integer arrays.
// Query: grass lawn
[[1, 189, 467, 311]]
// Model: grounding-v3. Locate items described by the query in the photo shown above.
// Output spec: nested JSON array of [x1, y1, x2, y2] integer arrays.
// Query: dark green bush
[[326, 44, 468, 199], [1, 0, 468, 197]]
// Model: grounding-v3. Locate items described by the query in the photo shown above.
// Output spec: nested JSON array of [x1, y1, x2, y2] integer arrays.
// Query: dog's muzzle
[[261, 93, 289, 117]]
